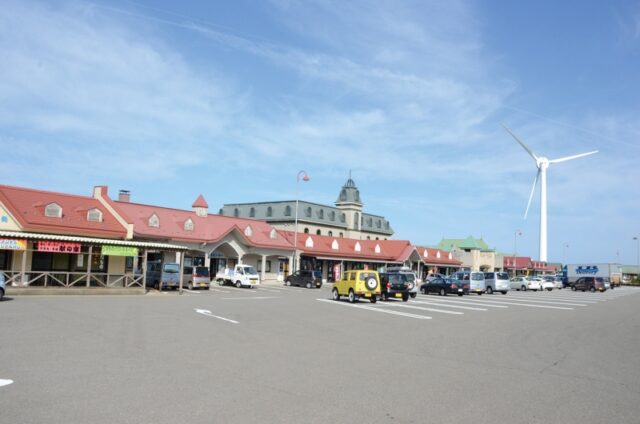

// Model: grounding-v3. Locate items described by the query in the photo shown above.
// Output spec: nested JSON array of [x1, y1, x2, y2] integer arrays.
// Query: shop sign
[[333, 263, 341, 281], [0, 239, 27, 250], [37, 241, 82, 253], [101, 245, 138, 257]]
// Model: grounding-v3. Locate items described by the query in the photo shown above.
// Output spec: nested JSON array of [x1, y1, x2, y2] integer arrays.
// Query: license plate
[[395, 293, 402, 298], [364, 293, 371, 298], [199, 283, 205, 287], [458, 289, 463, 292]]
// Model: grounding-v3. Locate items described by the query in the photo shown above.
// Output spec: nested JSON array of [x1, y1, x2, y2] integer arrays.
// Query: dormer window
[[354, 242, 361, 252], [267, 206, 273, 217], [305, 236, 314, 248], [305, 207, 312, 218], [249, 207, 256, 218], [148, 213, 160, 228], [45, 203, 62, 218], [284, 205, 292, 216], [375, 244, 381, 254], [331, 240, 339, 250], [270, 228, 277, 239], [318, 209, 324, 219], [244, 225, 253, 237], [184, 219, 194, 231], [87, 208, 103, 222], [329, 211, 336, 221]]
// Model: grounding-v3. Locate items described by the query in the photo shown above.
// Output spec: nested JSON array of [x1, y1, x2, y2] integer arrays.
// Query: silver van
[[484, 272, 510, 295], [183, 266, 211, 290], [146, 261, 180, 290], [451, 271, 486, 295]]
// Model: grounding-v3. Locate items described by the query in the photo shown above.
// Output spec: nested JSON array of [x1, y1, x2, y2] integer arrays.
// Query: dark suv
[[378, 272, 412, 301], [285, 270, 323, 289], [571, 277, 606, 292]]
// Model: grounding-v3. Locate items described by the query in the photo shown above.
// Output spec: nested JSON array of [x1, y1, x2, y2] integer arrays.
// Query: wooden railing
[[0, 270, 144, 288]]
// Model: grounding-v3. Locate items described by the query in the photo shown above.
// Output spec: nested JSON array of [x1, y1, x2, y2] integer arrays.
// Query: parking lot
[[2, 285, 640, 424]]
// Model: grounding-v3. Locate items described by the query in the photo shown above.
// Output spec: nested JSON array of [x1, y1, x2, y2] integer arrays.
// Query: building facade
[[220, 176, 394, 240]]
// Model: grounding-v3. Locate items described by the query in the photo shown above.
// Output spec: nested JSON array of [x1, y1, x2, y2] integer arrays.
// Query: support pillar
[[178, 251, 185, 294], [86, 245, 93, 287], [20, 248, 27, 287], [261, 255, 267, 283], [142, 250, 148, 290]]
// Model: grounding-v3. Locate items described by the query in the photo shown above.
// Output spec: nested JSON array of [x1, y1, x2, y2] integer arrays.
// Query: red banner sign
[[37, 241, 82, 253]]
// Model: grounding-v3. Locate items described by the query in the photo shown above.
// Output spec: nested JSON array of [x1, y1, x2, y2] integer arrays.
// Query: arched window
[[328, 231, 333, 236], [148, 213, 160, 228], [267, 206, 273, 217], [233, 208, 239, 217], [339, 232, 344, 238], [249, 207, 255, 218], [354, 213, 360, 228], [329, 211, 336, 221], [318, 209, 324, 219], [340, 213, 346, 223], [305, 207, 312, 218], [367, 217, 373, 226], [304, 228, 309, 234], [45, 203, 62, 218], [316, 229, 321, 235], [377, 220, 382, 228], [366, 236, 371, 240], [284, 205, 292, 216], [184, 219, 194, 231], [245, 225, 253, 237], [87, 208, 102, 222]]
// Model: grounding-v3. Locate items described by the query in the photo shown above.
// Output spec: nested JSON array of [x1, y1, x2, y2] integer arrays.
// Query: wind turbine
[[503, 125, 598, 262]]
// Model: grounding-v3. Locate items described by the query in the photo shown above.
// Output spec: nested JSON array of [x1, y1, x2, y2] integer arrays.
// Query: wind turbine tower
[[503, 125, 598, 262]]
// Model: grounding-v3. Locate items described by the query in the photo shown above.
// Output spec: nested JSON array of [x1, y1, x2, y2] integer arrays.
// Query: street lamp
[[512, 230, 522, 277], [293, 171, 310, 273]]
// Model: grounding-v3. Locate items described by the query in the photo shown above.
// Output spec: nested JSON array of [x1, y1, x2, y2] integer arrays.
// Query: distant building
[[220, 176, 394, 241], [437, 236, 497, 271]]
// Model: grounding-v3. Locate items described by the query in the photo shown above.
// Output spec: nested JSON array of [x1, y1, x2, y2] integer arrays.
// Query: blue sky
[[1, 0, 639, 264]]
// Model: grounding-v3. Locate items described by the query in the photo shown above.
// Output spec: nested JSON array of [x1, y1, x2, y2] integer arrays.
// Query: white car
[[541, 276, 555, 291], [509, 276, 529, 291], [553, 277, 564, 289], [528, 277, 543, 291]]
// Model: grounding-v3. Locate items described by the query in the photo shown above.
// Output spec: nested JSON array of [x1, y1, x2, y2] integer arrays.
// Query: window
[[148, 213, 159, 228], [249, 207, 255, 218], [184, 219, 194, 231], [339, 232, 344, 238], [354, 213, 360, 228], [304, 228, 309, 234], [316, 229, 321, 235], [329, 211, 335, 221], [87, 208, 102, 222], [318, 209, 324, 219], [340, 213, 346, 223], [366, 236, 371, 240], [270, 228, 277, 239], [244, 225, 253, 237], [233, 208, 239, 217], [328, 231, 333, 236], [284, 205, 292, 216], [267, 206, 273, 217], [377, 220, 382, 228], [45, 203, 62, 218], [305, 207, 311, 217], [367, 217, 373, 227]]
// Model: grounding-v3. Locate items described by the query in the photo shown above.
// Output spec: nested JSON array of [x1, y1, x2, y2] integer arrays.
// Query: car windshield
[[243, 266, 257, 275], [497, 272, 509, 280], [163, 264, 180, 273]]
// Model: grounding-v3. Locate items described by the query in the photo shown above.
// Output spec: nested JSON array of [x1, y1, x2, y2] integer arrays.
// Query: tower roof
[[192, 194, 209, 208], [335, 173, 362, 206]]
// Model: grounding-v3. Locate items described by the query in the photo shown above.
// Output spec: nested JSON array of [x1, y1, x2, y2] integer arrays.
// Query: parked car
[[425, 273, 446, 282], [601, 277, 612, 290], [379, 272, 411, 301], [572, 277, 606, 292], [386, 266, 418, 298], [484, 272, 510, 294], [553, 277, 564, 289], [285, 270, 323, 289], [528, 277, 543, 291], [541, 276, 555, 291], [509, 276, 530, 291], [0, 273, 5, 301], [451, 271, 486, 295], [183, 266, 211, 290], [332, 270, 380, 303], [420, 277, 466, 296], [146, 261, 180, 290]]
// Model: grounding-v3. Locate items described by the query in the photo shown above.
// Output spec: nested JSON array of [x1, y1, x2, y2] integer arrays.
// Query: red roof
[[282, 231, 414, 262], [192, 194, 208, 208], [0, 184, 127, 238], [112, 199, 293, 250], [415, 246, 462, 266], [503, 256, 532, 269]]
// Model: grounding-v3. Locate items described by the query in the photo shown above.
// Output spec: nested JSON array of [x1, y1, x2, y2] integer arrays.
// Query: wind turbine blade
[[524, 169, 540, 220], [503, 125, 538, 161], [549, 150, 598, 164]]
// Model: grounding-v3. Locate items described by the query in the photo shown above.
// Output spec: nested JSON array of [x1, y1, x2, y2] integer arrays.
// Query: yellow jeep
[[332, 270, 380, 303]]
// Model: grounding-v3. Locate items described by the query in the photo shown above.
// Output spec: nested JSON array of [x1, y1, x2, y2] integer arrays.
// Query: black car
[[285, 270, 323, 288], [420, 277, 466, 296], [571, 277, 605, 292], [379, 272, 412, 301]]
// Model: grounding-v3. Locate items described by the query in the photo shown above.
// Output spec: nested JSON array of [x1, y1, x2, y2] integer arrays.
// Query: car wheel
[[348, 289, 356, 303], [571, 286, 576, 291], [285, 280, 291, 286], [332, 288, 340, 301], [486, 286, 493, 295], [458, 293, 463, 296], [521, 286, 527, 291], [402, 293, 409, 302], [501, 291, 507, 295], [153, 281, 159, 290], [590, 286, 596, 292], [381, 292, 387, 301], [439, 288, 446, 296], [306, 282, 312, 289], [0, 288, 4, 301], [365, 277, 377, 291], [410, 293, 416, 299], [235, 281, 242, 288], [370, 296, 377, 304], [421, 288, 427, 295], [187, 281, 193, 290], [218, 279, 224, 286]]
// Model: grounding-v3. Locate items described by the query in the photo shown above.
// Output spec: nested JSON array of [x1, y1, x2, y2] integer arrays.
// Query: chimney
[[118, 190, 131, 202]]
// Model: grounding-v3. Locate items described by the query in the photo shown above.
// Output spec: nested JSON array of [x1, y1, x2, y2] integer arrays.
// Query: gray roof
[[220, 200, 393, 235], [335, 177, 362, 205]]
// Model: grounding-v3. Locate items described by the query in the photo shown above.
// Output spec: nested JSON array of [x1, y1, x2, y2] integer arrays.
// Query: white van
[[451, 271, 486, 295], [484, 272, 510, 295]]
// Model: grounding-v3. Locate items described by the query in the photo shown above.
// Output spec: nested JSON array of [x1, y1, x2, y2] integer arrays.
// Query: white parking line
[[381, 303, 464, 315], [412, 300, 488, 311], [221, 296, 279, 300], [182, 289, 202, 294], [194, 308, 238, 324], [317, 299, 432, 320], [465, 298, 574, 310], [418, 296, 509, 308], [0, 379, 13, 387], [481, 296, 589, 307]]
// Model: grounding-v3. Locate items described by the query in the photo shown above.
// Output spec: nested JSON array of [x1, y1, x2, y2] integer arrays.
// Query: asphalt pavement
[[1, 285, 639, 424]]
